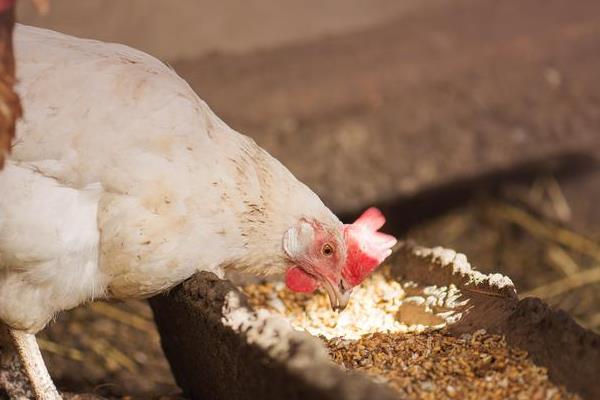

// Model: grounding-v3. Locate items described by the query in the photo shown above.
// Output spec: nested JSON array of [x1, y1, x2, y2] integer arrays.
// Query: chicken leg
[[8, 329, 61, 400]]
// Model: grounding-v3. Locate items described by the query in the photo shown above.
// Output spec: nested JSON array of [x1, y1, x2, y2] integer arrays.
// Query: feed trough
[[150, 242, 600, 400]]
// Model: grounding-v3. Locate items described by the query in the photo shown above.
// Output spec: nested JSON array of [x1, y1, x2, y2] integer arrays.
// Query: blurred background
[[16, 0, 600, 398]]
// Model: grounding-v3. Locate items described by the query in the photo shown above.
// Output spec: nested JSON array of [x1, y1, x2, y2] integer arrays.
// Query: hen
[[0, 25, 396, 399]]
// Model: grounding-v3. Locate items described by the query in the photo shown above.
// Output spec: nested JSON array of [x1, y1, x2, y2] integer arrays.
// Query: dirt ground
[[17, 0, 437, 60], [174, 0, 600, 213], [12, 0, 600, 398]]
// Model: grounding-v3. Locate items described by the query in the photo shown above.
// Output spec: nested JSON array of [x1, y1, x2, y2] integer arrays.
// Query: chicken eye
[[322, 243, 334, 256]]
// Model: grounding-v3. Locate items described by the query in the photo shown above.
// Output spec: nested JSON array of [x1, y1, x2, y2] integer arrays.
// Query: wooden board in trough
[[150, 242, 600, 400]]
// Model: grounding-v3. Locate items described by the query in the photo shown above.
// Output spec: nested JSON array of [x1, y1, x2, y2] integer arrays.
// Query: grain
[[243, 273, 579, 399], [243, 272, 456, 340], [327, 331, 578, 400]]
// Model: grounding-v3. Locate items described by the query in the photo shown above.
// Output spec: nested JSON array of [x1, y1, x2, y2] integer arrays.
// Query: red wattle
[[285, 266, 318, 293]]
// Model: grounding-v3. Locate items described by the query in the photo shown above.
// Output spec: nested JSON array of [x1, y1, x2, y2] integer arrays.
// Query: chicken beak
[[321, 277, 352, 311]]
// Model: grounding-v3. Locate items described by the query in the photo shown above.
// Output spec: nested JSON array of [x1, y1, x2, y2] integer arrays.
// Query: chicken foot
[[2, 328, 61, 400]]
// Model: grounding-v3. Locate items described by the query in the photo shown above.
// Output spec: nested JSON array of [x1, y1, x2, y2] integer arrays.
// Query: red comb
[[342, 207, 397, 286]]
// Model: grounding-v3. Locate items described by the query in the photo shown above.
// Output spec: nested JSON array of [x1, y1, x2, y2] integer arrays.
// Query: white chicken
[[0, 25, 396, 399]]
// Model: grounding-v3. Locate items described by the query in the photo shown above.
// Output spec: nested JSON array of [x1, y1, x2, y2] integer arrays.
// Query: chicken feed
[[242, 272, 579, 399], [243, 271, 460, 340]]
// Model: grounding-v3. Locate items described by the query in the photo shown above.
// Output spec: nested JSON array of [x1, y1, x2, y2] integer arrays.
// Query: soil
[[17, 0, 436, 61], [38, 301, 180, 399], [174, 0, 600, 214]]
